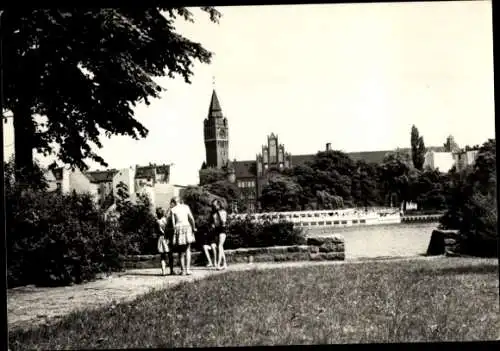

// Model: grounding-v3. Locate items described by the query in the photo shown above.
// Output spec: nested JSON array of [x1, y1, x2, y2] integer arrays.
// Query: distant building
[[45, 167, 100, 203], [453, 149, 479, 172], [200, 89, 453, 212], [44, 163, 184, 212], [423, 151, 456, 173], [423, 135, 479, 173]]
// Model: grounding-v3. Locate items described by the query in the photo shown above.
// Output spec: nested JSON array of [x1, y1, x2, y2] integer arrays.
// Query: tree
[[378, 151, 415, 209], [2, 8, 221, 179], [441, 139, 497, 257], [259, 175, 303, 212], [410, 125, 426, 170], [199, 167, 227, 186], [283, 150, 357, 210], [307, 150, 356, 207], [413, 169, 447, 211], [115, 181, 131, 213], [443, 135, 460, 152], [203, 180, 243, 213], [351, 160, 382, 208]]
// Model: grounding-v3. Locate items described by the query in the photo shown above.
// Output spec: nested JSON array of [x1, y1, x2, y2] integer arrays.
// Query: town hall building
[[201, 90, 478, 213]]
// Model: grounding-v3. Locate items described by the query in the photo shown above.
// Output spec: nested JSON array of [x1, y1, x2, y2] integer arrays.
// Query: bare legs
[[168, 251, 175, 275], [210, 243, 217, 268], [186, 244, 192, 274], [217, 233, 227, 270], [179, 244, 192, 275], [161, 259, 167, 276], [203, 245, 213, 267]]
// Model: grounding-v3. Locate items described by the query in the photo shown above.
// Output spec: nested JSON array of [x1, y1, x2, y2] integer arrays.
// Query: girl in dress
[[211, 199, 228, 270], [156, 207, 171, 276], [170, 197, 197, 275]]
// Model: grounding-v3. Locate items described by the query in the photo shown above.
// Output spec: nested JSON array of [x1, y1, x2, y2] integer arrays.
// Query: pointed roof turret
[[208, 89, 223, 118]]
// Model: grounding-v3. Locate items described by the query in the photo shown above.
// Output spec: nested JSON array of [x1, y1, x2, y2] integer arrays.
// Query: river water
[[306, 222, 439, 260]]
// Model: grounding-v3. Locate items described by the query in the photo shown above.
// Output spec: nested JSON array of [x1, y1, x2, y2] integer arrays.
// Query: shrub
[[226, 217, 306, 249], [6, 188, 126, 288], [440, 139, 498, 257], [115, 192, 157, 255]]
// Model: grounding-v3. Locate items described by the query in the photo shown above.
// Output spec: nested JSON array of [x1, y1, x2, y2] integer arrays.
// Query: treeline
[[259, 149, 452, 213]]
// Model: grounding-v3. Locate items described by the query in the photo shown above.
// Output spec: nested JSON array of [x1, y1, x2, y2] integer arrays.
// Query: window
[[269, 139, 277, 163], [334, 221, 339, 225], [352, 220, 358, 224]]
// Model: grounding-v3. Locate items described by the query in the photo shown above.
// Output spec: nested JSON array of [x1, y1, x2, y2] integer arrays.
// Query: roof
[[208, 89, 223, 118], [233, 146, 448, 177], [155, 164, 170, 182], [86, 169, 118, 183], [345, 151, 393, 164], [156, 164, 170, 175], [135, 166, 156, 179], [233, 160, 257, 179]]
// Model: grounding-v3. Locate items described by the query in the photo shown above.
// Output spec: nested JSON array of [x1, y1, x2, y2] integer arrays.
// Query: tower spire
[[208, 87, 223, 118]]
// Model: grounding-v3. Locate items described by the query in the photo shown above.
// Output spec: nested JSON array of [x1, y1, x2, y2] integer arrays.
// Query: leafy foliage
[[6, 186, 126, 287], [115, 192, 158, 255], [199, 167, 227, 186], [351, 160, 382, 208], [378, 151, 416, 209], [2, 8, 221, 174], [440, 139, 497, 257], [260, 175, 303, 211], [226, 217, 306, 250], [410, 125, 426, 170]]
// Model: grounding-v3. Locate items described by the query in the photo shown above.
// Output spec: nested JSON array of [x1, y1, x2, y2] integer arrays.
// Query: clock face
[[218, 128, 227, 139]]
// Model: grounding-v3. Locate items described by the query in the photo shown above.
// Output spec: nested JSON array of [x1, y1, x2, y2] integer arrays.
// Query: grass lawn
[[9, 257, 499, 349]]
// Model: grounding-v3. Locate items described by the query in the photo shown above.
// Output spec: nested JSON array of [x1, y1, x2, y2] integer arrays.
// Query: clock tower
[[203, 89, 229, 169]]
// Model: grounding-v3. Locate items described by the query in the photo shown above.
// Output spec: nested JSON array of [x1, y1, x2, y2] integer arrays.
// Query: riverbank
[[7, 256, 440, 331], [9, 256, 499, 348]]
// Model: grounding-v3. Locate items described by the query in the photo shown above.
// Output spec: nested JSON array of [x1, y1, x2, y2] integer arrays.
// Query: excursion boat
[[228, 208, 402, 228]]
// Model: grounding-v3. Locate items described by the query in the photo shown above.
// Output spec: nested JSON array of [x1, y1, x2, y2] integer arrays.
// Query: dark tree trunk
[[13, 105, 35, 183]]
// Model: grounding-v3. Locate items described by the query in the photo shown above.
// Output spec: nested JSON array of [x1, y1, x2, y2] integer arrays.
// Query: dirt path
[[8, 255, 441, 331]]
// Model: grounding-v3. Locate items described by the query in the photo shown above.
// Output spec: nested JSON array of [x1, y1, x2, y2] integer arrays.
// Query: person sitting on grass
[[156, 207, 173, 276], [211, 199, 228, 270], [170, 197, 197, 276]]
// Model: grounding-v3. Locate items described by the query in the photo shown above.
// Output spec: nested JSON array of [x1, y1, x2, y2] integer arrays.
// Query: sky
[[2, 1, 495, 185]]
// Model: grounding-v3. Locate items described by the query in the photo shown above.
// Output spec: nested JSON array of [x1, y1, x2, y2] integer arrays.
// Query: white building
[[423, 149, 479, 173], [423, 151, 456, 172], [44, 167, 99, 202], [44, 163, 186, 212], [453, 150, 479, 172]]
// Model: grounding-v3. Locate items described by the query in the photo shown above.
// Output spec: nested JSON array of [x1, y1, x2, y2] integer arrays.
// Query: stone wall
[[124, 235, 345, 269], [427, 229, 460, 256]]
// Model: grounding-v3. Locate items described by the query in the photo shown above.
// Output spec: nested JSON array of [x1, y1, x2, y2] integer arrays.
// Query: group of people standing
[[156, 197, 228, 276]]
